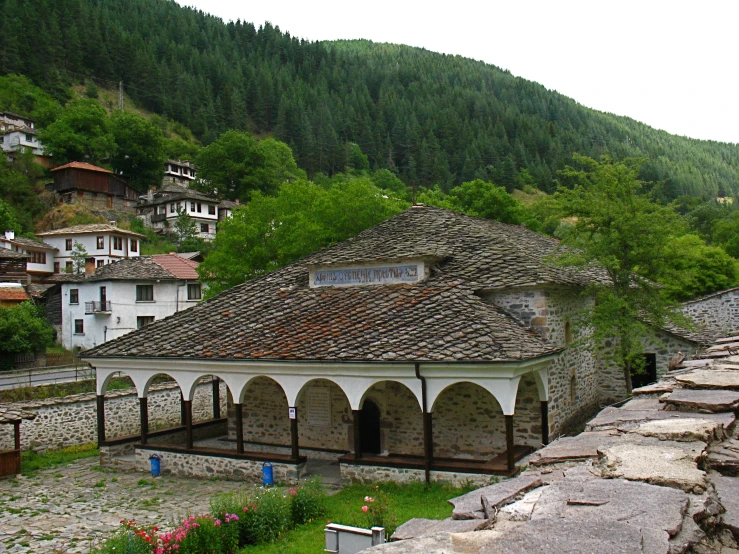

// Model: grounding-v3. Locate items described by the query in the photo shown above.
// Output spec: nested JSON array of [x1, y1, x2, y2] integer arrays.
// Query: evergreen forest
[[2, 0, 739, 200]]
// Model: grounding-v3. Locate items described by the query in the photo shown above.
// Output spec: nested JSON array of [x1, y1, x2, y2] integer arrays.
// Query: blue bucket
[[262, 462, 274, 487], [149, 454, 161, 477]]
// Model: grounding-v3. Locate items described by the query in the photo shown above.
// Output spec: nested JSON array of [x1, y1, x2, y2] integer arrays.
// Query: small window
[[97, 236, 104, 249], [65, 261, 73, 272], [170, 204, 175, 214], [570, 369, 577, 404], [200, 223, 209, 233], [197, 203, 202, 213], [26, 133, 33, 142], [190, 202, 196, 212], [137, 316, 155, 329], [96, 259, 104, 268], [564, 320, 573, 345], [29, 251, 46, 264], [65, 238, 73, 251], [208, 205, 216, 215], [74, 319, 84, 334], [187, 283, 202, 300], [69, 289, 79, 304], [130, 239, 138, 253], [136, 284, 154, 302], [113, 236, 123, 250], [54, 262, 60, 273]]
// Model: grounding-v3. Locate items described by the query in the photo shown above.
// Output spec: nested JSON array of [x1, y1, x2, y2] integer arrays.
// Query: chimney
[[4, 230, 14, 241], [85, 257, 96, 275], [109, 220, 117, 227]]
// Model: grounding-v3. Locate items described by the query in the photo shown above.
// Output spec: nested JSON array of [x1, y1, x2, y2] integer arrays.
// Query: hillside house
[[0, 231, 57, 278], [47, 162, 139, 213], [80, 206, 708, 485], [36, 223, 144, 273], [0, 111, 35, 132], [137, 183, 220, 240], [0, 248, 29, 285], [60, 253, 202, 351], [163, 159, 197, 186]]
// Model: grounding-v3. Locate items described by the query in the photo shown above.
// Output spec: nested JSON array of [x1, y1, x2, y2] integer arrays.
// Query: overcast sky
[[182, 0, 739, 144]]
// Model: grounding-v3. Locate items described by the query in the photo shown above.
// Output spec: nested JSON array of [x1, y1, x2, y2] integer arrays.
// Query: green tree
[[199, 175, 408, 296], [70, 241, 88, 274], [173, 208, 197, 246], [109, 111, 166, 192], [0, 302, 55, 364], [39, 98, 115, 164], [448, 179, 541, 229], [0, 199, 20, 233], [555, 155, 684, 394]]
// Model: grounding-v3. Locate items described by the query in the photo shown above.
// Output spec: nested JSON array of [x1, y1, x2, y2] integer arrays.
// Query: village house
[[46, 162, 140, 213], [136, 183, 222, 241], [0, 248, 29, 285], [0, 111, 35, 132], [163, 159, 197, 186], [0, 231, 57, 279], [60, 253, 202, 351], [35, 223, 144, 274], [78, 205, 709, 485]]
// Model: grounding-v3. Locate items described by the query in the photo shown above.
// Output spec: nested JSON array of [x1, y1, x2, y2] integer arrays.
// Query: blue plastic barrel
[[149, 454, 161, 477], [262, 462, 274, 486]]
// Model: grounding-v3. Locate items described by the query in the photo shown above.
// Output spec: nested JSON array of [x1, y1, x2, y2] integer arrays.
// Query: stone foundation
[[134, 448, 304, 484], [340, 463, 500, 488]]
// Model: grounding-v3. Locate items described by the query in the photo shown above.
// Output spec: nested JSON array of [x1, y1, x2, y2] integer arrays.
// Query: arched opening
[[231, 376, 289, 452], [99, 371, 140, 442], [294, 378, 352, 454], [359, 399, 382, 455]]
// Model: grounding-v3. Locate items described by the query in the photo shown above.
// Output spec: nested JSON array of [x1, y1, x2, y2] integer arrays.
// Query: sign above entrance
[[310, 261, 424, 288]]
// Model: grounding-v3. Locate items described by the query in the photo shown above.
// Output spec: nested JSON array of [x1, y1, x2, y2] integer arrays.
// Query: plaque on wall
[[306, 386, 332, 426]]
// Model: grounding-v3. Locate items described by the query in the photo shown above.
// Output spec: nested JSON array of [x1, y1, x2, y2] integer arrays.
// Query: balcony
[[151, 213, 167, 223], [85, 301, 112, 314]]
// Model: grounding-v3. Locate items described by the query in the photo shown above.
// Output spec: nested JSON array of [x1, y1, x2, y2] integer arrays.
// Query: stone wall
[[134, 448, 303, 484], [0, 380, 227, 451], [340, 463, 500, 488], [681, 288, 739, 339]]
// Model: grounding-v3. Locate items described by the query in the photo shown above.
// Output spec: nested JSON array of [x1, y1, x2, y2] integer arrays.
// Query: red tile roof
[[0, 287, 30, 302], [152, 254, 200, 280], [50, 161, 112, 174]]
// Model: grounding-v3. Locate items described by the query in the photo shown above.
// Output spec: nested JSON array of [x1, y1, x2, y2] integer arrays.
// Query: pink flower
[[214, 519, 221, 526], [243, 506, 249, 512], [361, 506, 369, 512]]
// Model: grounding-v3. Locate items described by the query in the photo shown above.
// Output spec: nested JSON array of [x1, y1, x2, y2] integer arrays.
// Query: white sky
[[182, 0, 739, 144]]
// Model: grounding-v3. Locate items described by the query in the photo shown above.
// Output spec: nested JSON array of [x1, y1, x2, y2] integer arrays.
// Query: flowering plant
[[357, 488, 395, 533]]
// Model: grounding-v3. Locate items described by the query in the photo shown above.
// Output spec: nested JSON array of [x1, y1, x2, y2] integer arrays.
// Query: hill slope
[[1, 0, 738, 198]]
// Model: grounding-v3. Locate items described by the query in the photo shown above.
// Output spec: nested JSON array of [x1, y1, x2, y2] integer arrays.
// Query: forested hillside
[[2, 0, 739, 199]]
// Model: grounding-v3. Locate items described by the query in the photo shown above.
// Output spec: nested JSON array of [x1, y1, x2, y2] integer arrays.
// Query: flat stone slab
[[478, 518, 670, 554], [620, 398, 664, 411], [449, 474, 542, 520], [707, 439, 739, 473], [528, 431, 622, 466], [364, 529, 506, 553], [663, 389, 739, 412], [391, 518, 487, 541], [598, 439, 707, 493], [711, 474, 739, 535], [633, 382, 675, 395], [630, 418, 723, 443], [587, 405, 735, 432], [676, 370, 739, 390], [529, 477, 689, 536], [678, 359, 714, 369]]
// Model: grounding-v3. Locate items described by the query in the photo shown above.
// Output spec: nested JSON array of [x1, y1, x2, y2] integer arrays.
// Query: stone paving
[[0, 457, 246, 553]]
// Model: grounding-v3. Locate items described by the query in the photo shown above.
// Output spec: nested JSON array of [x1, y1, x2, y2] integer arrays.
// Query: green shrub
[[91, 521, 153, 554], [290, 478, 327, 525]]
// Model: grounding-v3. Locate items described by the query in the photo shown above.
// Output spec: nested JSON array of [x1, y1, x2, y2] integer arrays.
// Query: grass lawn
[[239, 481, 479, 554], [20, 443, 99, 476]]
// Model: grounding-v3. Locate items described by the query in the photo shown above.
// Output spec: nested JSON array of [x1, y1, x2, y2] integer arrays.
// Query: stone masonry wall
[[681, 288, 739, 339], [486, 287, 601, 440], [0, 381, 227, 451], [340, 463, 500, 488]]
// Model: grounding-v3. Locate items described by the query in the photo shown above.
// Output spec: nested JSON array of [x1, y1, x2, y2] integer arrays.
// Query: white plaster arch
[[96, 367, 150, 398], [236, 374, 291, 406], [532, 366, 550, 402], [357, 379, 424, 412], [293, 377, 352, 407], [141, 372, 192, 400], [428, 376, 522, 416]]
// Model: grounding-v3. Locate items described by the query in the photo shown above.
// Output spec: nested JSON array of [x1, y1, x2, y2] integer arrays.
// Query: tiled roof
[[176, 251, 202, 261], [84, 206, 605, 363], [0, 248, 29, 259], [151, 254, 199, 280], [0, 284, 30, 302], [218, 200, 240, 209], [50, 161, 112, 174], [27, 283, 56, 298], [141, 188, 216, 206], [6, 236, 56, 250], [660, 320, 714, 346], [36, 224, 145, 238]]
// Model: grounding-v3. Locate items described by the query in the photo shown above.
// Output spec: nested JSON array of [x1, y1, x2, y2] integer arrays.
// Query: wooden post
[[540, 401, 549, 446], [212, 378, 221, 419], [139, 397, 149, 445], [423, 412, 434, 485], [235, 403, 244, 454], [13, 421, 20, 451], [180, 392, 187, 426], [290, 407, 299, 461], [505, 415, 515, 473], [96, 394, 106, 445], [184, 400, 193, 450], [352, 409, 362, 460]]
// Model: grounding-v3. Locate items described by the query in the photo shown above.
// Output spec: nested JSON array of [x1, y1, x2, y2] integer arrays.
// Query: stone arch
[[359, 381, 424, 457], [294, 378, 353, 454], [235, 376, 291, 449], [513, 373, 545, 449], [430, 381, 506, 459], [183, 374, 227, 424], [139, 372, 188, 432]]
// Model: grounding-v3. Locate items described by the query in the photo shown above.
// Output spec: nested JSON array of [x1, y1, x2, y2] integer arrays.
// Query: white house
[[0, 231, 57, 278], [0, 126, 44, 157], [163, 160, 197, 186], [137, 184, 220, 241], [36, 223, 144, 273], [0, 111, 35, 132], [61, 253, 202, 351]]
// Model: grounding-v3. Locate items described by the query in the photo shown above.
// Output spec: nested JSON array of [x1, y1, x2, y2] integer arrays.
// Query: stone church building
[[83, 205, 706, 484]]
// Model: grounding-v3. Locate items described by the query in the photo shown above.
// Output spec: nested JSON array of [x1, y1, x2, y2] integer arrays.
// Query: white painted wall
[[0, 130, 44, 155], [25, 250, 55, 274], [61, 279, 201, 350], [43, 232, 141, 269]]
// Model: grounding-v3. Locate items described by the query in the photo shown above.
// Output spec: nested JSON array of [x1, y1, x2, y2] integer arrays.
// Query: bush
[[290, 478, 327, 525]]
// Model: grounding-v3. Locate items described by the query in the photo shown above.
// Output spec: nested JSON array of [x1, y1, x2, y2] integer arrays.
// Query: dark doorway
[[99, 286, 107, 307], [631, 353, 657, 389], [360, 399, 381, 454]]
